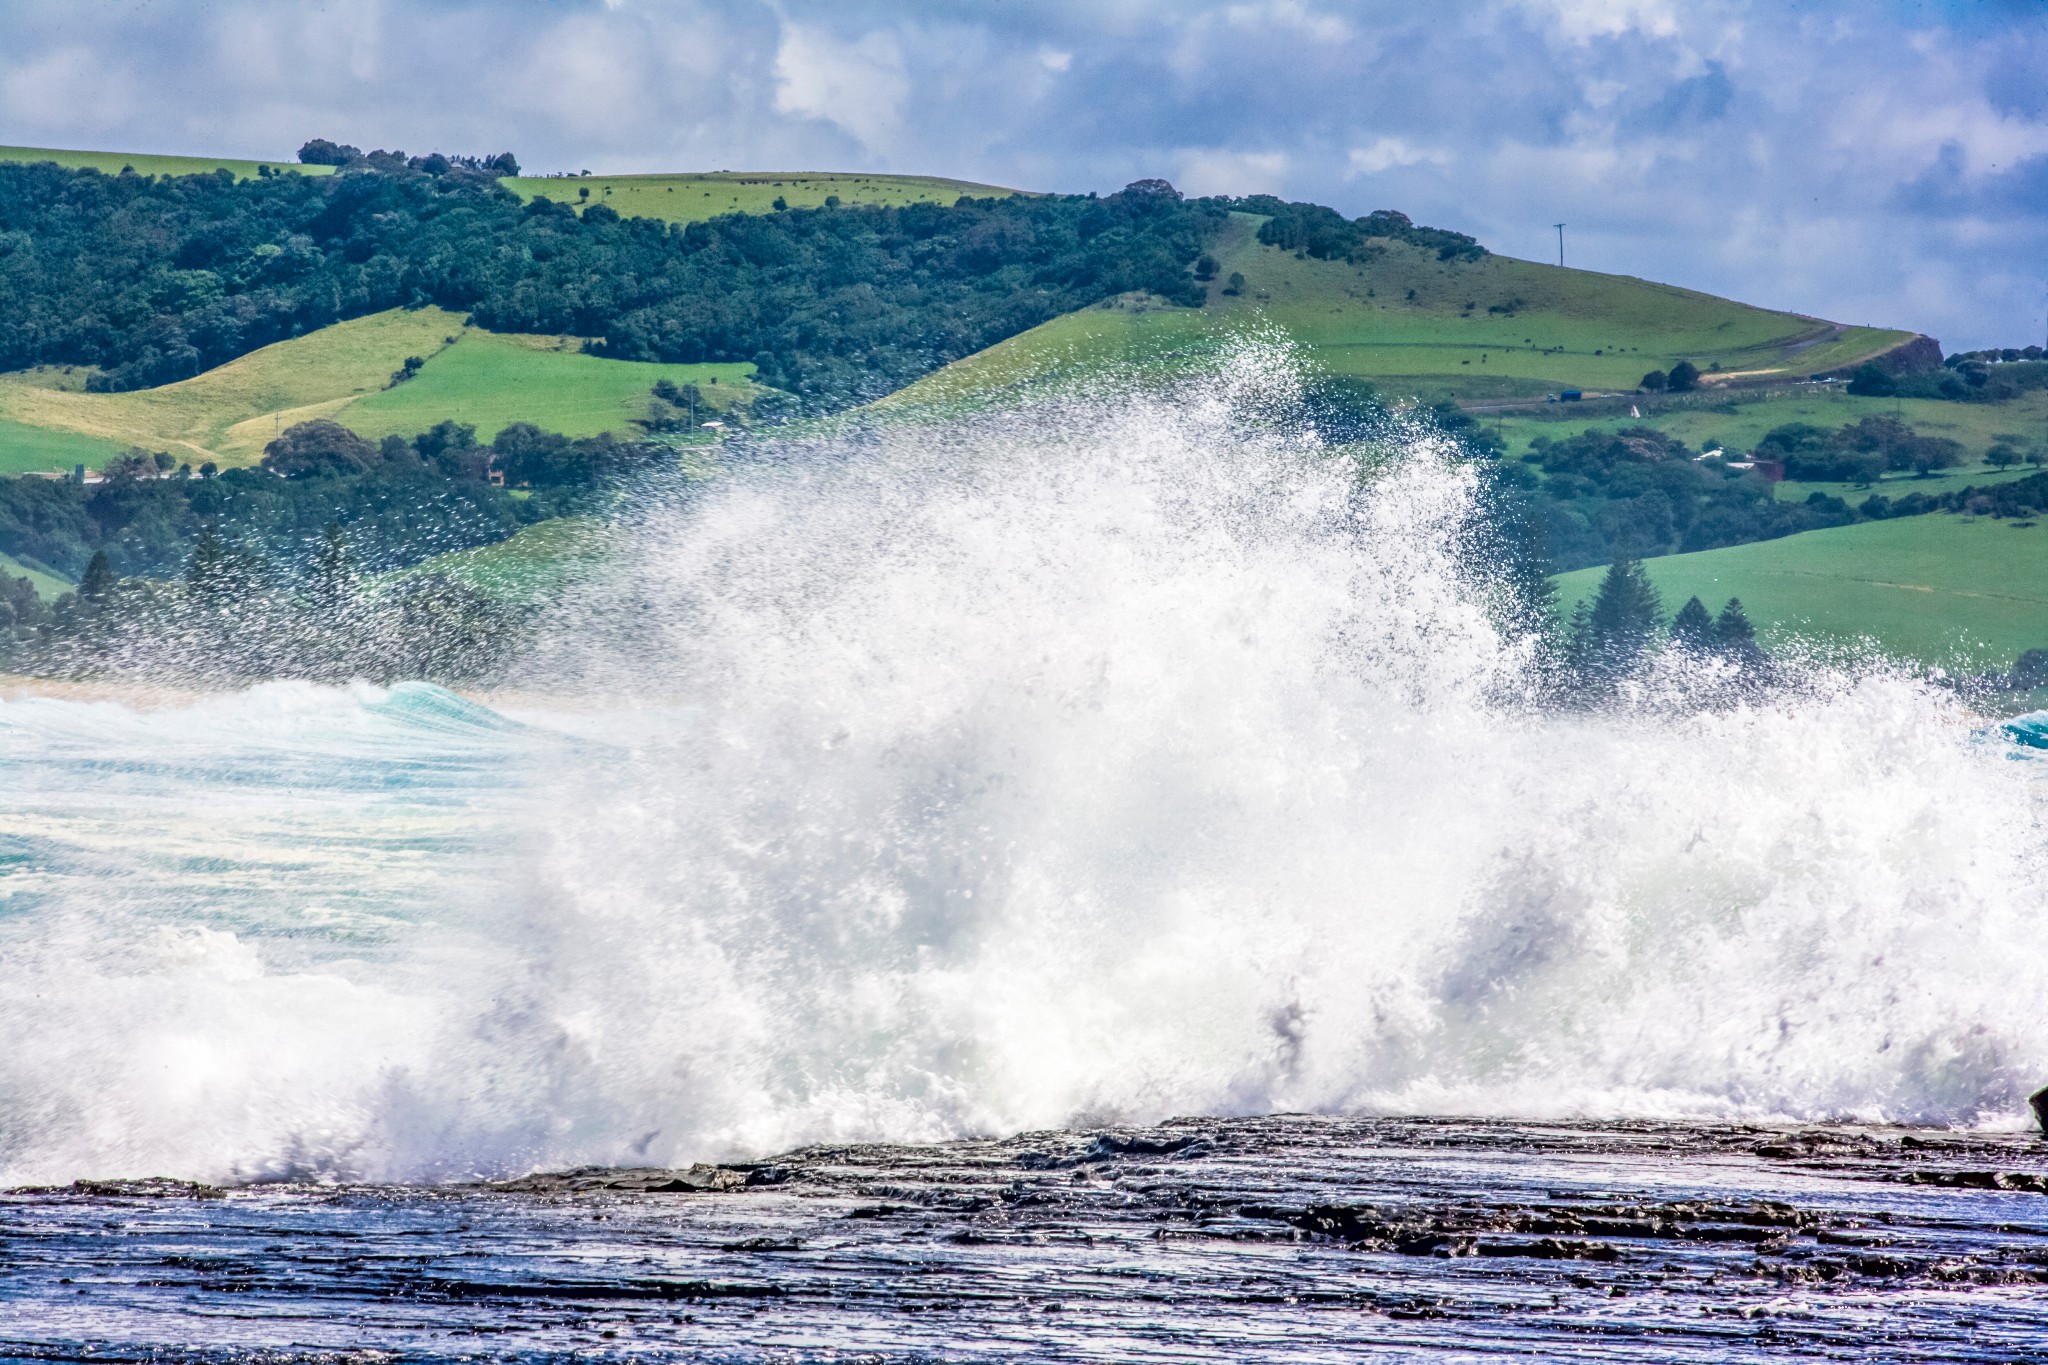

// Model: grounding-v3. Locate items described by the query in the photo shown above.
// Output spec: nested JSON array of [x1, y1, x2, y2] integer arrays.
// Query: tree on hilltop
[[297, 139, 361, 166]]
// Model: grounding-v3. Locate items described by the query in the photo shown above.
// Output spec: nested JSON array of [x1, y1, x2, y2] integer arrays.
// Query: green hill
[[337, 333, 754, 446], [9, 145, 1993, 675], [0, 308, 752, 471], [502, 170, 1018, 226], [883, 212, 1912, 410], [0, 145, 330, 181], [1556, 514, 2048, 672], [0, 146, 999, 223]]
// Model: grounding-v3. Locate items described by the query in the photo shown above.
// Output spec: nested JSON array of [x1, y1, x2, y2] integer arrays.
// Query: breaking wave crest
[[2, 346, 2044, 1185]]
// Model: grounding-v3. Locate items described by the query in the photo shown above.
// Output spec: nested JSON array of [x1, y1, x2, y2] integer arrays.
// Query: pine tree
[[1715, 597, 1768, 669], [1670, 595, 1716, 651], [1715, 598, 1757, 648], [79, 550, 116, 604], [1569, 557, 1663, 689]]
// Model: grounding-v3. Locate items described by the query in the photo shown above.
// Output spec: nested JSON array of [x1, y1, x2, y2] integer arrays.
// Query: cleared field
[[339, 332, 753, 444], [0, 145, 329, 181], [0, 414, 124, 476], [0, 549, 70, 598], [504, 170, 1017, 226], [0, 309, 469, 467], [1554, 514, 2048, 671], [885, 213, 1914, 410], [0, 309, 750, 468]]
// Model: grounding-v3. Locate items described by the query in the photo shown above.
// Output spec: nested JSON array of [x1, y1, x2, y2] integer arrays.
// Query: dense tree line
[[1480, 413, 2048, 573], [0, 414, 646, 682], [0, 157, 1492, 409], [1502, 425, 1855, 570], [296, 139, 520, 176], [0, 158, 1223, 401], [1753, 416, 1965, 482], [1846, 355, 2048, 403], [0, 418, 654, 581], [1, 527, 525, 686]]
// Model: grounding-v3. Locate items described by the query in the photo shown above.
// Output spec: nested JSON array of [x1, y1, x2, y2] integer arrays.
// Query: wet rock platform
[[7, 1115, 2048, 1361]]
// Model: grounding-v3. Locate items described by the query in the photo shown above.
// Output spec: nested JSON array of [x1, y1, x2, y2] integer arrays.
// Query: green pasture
[[1210, 217, 1906, 397], [0, 414, 123, 476], [339, 331, 754, 444], [503, 170, 1017, 227], [0, 548, 71, 599], [0, 308, 468, 468], [0, 307, 751, 469], [872, 295, 1225, 415], [0, 145, 328, 181], [1555, 514, 2048, 671]]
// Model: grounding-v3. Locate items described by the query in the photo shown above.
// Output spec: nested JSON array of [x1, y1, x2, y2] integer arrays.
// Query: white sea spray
[[0, 343, 2043, 1184]]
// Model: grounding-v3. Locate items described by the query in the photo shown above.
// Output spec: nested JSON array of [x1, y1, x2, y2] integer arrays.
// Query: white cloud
[[1175, 148, 1289, 197], [1039, 46, 1072, 72], [1346, 138, 1449, 176], [1223, 1, 1352, 44], [0, 44, 135, 137], [772, 22, 908, 152], [1518, 0, 1681, 44]]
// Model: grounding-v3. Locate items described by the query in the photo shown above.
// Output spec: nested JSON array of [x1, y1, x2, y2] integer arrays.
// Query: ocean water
[[4, 348, 2047, 1195]]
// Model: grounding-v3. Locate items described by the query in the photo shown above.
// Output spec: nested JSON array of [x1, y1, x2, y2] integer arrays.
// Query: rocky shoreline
[[10, 1116, 2048, 1359]]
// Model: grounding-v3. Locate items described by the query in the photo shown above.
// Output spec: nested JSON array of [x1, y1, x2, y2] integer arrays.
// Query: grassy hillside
[[0, 308, 750, 469], [0, 414, 124, 476], [0, 145, 330, 181], [392, 516, 618, 605], [1555, 515, 2048, 671], [337, 333, 753, 445], [503, 170, 1017, 226], [0, 548, 70, 598], [0, 148, 1001, 219], [884, 213, 1912, 410], [0, 309, 467, 468]]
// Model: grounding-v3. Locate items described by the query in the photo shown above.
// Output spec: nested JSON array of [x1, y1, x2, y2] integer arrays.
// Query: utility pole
[[1554, 223, 1566, 268]]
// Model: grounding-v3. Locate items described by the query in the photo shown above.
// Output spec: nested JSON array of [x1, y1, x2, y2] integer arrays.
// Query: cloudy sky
[[2, 0, 2044, 349]]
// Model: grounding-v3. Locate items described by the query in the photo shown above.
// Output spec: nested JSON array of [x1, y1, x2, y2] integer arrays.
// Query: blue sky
[[2, 0, 2044, 349]]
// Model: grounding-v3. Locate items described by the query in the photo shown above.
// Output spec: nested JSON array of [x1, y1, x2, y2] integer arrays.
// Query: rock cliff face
[[1875, 334, 1944, 374]]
